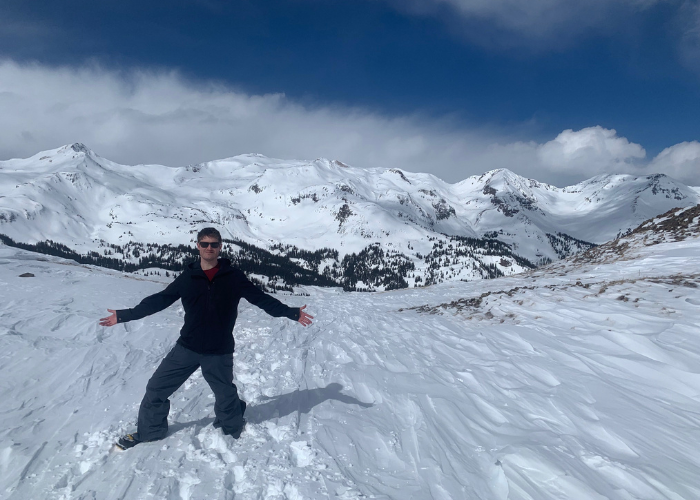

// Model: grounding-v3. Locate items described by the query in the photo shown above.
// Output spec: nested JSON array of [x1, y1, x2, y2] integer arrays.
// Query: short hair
[[197, 227, 222, 243]]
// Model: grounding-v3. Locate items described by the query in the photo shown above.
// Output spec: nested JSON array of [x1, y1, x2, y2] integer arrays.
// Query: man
[[100, 227, 313, 450]]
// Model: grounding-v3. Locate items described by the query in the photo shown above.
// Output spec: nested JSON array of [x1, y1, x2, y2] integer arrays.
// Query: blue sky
[[1, 0, 699, 185]]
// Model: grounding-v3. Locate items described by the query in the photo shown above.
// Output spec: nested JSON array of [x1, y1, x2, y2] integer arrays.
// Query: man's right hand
[[298, 305, 313, 327], [99, 309, 118, 327]]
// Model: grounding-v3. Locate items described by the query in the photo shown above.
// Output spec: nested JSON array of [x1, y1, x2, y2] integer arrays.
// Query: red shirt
[[203, 263, 220, 281]]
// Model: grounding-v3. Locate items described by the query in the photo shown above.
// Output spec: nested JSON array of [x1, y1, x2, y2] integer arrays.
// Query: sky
[[0, 0, 699, 186]]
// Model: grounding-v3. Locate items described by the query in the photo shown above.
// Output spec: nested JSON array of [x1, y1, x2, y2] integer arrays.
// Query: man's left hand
[[298, 305, 313, 326]]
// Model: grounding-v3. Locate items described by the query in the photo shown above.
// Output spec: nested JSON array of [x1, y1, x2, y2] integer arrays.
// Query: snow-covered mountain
[[572, 204, 700, 266], [2, 203, 699, 499], [1, 143, 698, 290]]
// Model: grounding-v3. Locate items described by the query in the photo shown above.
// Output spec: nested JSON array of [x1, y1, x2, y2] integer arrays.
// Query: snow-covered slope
[[2, 207, 700, 499], [2, 144, 698, 255], [452, 169, 698, 259], [573, 204, 700, 265]]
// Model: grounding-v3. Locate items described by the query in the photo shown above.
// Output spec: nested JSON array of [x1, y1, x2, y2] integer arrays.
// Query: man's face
[[197, 235, 222, 261]]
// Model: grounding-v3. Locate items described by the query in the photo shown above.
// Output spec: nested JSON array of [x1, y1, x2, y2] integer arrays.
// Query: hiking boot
[[115, 433, 154, 450], [213, 418, 246, 436], [229, 419, 246, 438]]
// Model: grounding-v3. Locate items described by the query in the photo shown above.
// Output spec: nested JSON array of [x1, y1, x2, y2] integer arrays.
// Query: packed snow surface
[[1, 235, 700, 499]]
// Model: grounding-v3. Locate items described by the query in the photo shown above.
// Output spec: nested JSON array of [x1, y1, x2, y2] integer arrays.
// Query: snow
[[1, 144, 699, 271], [1, 230, 700, 499]]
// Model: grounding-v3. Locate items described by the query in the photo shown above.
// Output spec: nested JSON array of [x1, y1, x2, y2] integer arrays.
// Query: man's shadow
[[168, 383, 373, 434], [246, 382, 373, 424]]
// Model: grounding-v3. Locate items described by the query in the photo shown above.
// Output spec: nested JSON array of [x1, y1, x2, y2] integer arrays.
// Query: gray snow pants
[[136, 343, 246, 441]]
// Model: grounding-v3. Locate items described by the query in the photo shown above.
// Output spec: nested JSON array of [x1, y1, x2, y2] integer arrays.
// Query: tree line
[[0, 231, 543, 292]]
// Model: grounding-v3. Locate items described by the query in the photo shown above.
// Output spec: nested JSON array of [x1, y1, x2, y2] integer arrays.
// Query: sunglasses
[[198, 241, 221, 249]]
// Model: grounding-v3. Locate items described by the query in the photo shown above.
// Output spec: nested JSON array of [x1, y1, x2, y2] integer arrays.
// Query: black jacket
[[116, 259, 300, 354]]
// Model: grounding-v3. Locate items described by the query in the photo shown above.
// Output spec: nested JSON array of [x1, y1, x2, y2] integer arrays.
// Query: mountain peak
[[483, 168, 531, 184], [481, 168, 553, 192], [70, 143, 91, 154], [483, 168, 513, 178]]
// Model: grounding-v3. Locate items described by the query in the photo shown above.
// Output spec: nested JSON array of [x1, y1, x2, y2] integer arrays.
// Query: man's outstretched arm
[[238, 271, 313, 326], [99, 277, 182, 327]]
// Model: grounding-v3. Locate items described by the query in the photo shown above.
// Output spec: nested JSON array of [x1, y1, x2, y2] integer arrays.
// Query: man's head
[[197, 227, 222, 244], [196, 227, 222, 265]]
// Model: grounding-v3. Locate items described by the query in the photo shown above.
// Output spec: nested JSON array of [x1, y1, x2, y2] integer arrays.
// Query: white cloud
[[0, 60, 497, 181], [476, 127, 648, 186], [649, 141, 700, 184], [380, 0, 700, 77], [473, 126, 700, 186], [675, 0, 700, 74], [534, 127, 700, 186], [537, 126, 647, 173], [0, 60, 697, 187], [380, 0, 663, 49]]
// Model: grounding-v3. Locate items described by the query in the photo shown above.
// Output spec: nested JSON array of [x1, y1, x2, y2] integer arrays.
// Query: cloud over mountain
[[650, 141, 700, 182], [483, 127, 698, 186], [0, 60, 697, 186], [537, 126, 647, 174]]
